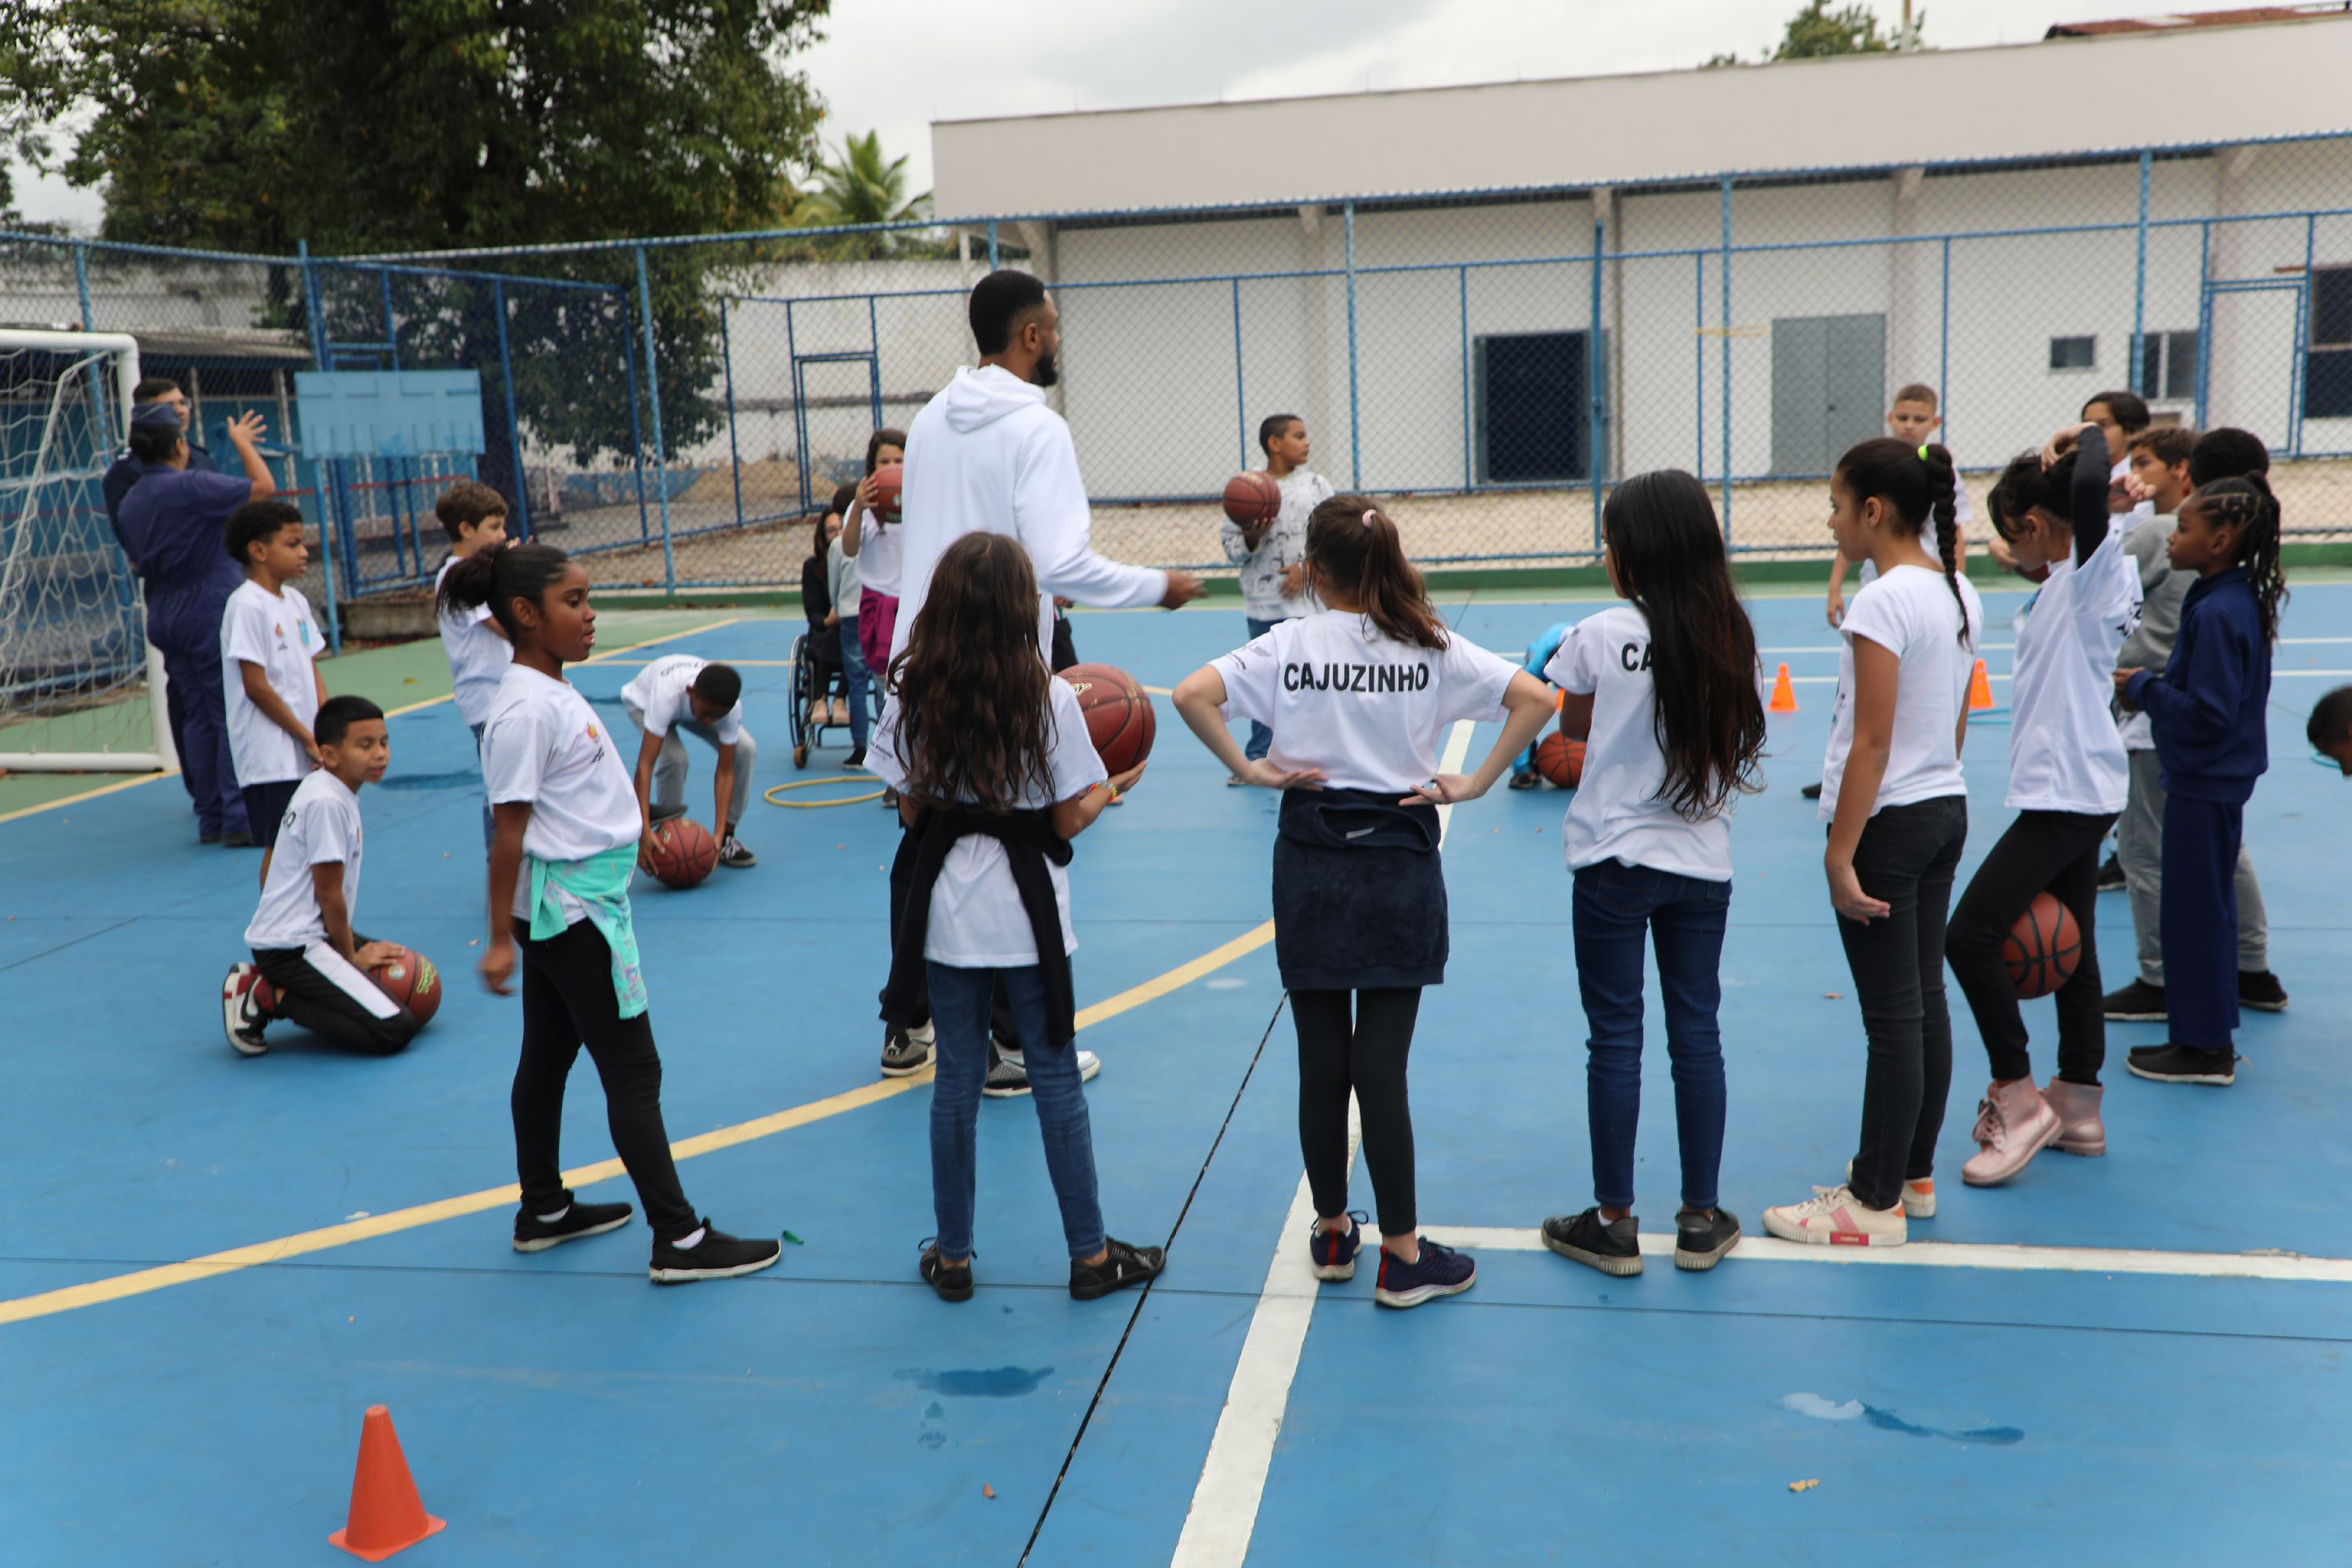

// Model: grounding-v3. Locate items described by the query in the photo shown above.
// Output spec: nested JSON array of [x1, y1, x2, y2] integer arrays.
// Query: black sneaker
[[982, 1047, 1100, 1098], [1506, 771, 1539, 791], [1542, 1207, 1643, 1276], [1308, 1211, 1368, 1282], [2096, 853, 2125, 892], [919, 1240, 974, 1303], [2239, 970, 2289, 1012], [2103, 978, 2167, 1022], [2126, 1043, 2236, 1087], [221, 829, 256, 848], [844, 746, 869, 771], [880, 1022, 935, 1077], [1799, 782, 1824, 800], [1673, 1207, 1742, 1272], [221, 964, 268, 1056], [513, 1199, 634, 1253], [1069, 1236, 1165, 1300], [1372, 1237, 1476, 1308], [717, 833, 757, 869], [199, 830, 223, 845], [648, 1220, 783, 1283]]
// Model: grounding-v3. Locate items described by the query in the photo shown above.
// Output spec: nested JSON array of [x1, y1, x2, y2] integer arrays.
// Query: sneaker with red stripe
[[1762, 1184, 1907, 1247]]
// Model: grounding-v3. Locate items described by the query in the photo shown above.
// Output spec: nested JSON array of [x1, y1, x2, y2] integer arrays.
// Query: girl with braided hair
[[1763, 439, 1981, 1249], [2115, 473, 2287, 1087]]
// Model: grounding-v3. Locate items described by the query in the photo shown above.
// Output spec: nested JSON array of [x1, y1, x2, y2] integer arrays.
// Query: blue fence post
[[867, 295, 885, 431], [2194, 220, 2215, 430], [1459, 265, 1472, 491], [492, 277, 530, 541], [1344, 200, 1361, 492], [720, 296, 745, 532], [1693, 253, 1705, 478], [73, 243, 93, 330], [987, 221, 1000, 270], [633, 244, 677, 593], [2293, 212, 2316, 457], [296, 239, 342, 654], [620, 288, 652, 546], [2130, 150, 2153, 398], [1588, 219, 1605, 552], [1719, 176, 1734, 540], [1940, 238, 1954, 453], [785, 299, 807, 517], [1232, 278, 1247, 471]]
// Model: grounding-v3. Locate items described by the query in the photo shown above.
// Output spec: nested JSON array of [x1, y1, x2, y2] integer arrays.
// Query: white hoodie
[[891, 364, 1168, 660]]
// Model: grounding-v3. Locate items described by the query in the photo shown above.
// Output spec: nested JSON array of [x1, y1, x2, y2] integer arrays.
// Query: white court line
[[1417, 1226, 2352, 1285], [1171, 719, 1478, 1568]]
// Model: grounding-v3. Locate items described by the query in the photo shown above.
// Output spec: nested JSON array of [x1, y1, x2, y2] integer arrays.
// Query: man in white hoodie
[[877, 269, 1203, 1088]]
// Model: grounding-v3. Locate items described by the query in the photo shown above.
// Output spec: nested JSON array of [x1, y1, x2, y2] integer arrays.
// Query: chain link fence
[[5, 131, 2349, 619]]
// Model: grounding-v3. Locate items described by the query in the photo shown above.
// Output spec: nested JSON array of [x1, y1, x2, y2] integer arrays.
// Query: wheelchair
[[786, 628, 877, 768]]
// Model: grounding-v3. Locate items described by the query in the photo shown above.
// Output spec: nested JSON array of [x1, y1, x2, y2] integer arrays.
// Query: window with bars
[[2138, 331, 2198, 402], [2312, 267, 2352, 421], [2049, 335, 2096, 372]]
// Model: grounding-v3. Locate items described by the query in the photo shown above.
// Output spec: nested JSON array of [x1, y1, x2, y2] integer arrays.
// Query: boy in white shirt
[[222, 696, 422, 1058], [1218, 414, 1334, 780], [619, 653, 757, 869], [432, 481, 514, 847], [220, 500, 326, 856]]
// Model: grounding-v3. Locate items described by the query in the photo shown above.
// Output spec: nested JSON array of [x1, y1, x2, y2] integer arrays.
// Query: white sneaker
[[1762, 1184, 1907, 1247], [982, 1048, 1102, 1099], [1846, 1160, 1936, 1218]]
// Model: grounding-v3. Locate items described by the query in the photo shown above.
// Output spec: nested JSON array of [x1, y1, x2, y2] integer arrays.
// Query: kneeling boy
[[221, 696, 422, 1057], [620, 654, 757, 868]]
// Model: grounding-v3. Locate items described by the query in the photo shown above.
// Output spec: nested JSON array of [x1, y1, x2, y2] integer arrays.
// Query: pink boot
[[2041, 1078, 2107, 1157], [1959, 1077, 2062, 1187]]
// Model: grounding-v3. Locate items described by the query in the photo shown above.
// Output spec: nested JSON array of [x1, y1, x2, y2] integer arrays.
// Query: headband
[[1362, 509, 1377, 528]]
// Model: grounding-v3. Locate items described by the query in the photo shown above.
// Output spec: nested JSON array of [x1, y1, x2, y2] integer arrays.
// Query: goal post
[[0, 328, 178, 773]]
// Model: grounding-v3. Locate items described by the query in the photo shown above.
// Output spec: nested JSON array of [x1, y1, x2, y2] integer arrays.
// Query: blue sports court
[[5, 578, 2352, 1564]]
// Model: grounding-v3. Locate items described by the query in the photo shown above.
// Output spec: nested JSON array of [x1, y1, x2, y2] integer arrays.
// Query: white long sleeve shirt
[[891, 365, 1168, 661]]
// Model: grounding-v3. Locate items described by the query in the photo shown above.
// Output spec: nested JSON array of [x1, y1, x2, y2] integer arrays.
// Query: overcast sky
[[11, 0, 2146, 232]]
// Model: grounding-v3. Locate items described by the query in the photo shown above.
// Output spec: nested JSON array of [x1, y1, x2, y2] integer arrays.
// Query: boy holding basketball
[[1218, 415, 1334, 779], [222, 696, 423, 1058], [620, 654, 757, 869], [220, 500, 328, 855]]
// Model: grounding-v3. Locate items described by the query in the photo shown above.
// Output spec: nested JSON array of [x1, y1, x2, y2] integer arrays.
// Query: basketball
[[368, 946, 442, 1026], [1534, 732, 1585, 789], [1221, 470, 1280, 526], [1059, 662, 1155, 775], [870, 462, 905, 525], [643, 817, 719, 889], [2002, 892, 2082, 999]]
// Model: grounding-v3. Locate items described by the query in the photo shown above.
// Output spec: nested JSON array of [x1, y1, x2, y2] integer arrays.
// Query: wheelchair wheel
[[787, 632, 811, 769]]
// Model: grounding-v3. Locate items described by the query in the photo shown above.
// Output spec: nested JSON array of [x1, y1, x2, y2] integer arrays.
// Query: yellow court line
[[0, 770, 179, 826], [0, 906, 1276, 1327]]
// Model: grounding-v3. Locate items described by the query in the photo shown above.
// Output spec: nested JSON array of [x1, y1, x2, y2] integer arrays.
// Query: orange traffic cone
[[329, 1406, 446, 1561], [1767, 663, 1799, 713], [1967, 659, 1996, 712]]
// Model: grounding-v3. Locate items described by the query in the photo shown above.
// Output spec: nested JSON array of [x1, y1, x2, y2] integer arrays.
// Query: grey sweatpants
[[2118, 747, 2267, 982], [623, 701, 757, 832]]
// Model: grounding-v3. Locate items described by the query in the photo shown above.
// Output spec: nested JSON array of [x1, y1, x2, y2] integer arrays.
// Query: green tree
[[1707, 2, 1923, 67], [1, 0, 831, 478], [793, 130, 936, 258]]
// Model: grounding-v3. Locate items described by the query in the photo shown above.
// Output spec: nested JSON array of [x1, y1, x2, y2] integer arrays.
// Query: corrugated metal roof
[[2049, 5, 2350, 35]]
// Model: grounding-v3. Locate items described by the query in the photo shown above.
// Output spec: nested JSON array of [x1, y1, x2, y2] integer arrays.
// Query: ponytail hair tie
[[1918, 445, 1933, 463], [1362, 509, 1377, 528]]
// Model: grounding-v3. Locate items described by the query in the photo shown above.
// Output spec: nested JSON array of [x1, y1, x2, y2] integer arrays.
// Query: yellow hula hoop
[[764, 776, 886, 809]]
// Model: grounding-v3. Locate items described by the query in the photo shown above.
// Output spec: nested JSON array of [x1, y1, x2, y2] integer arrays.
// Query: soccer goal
[[0, 328, 176, 773]]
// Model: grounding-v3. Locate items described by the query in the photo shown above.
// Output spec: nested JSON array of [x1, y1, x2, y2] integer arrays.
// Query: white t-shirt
[[2006, 522, 2137, 815], [855, 505, 903, 597], [1544, 605, 1738, 882], [866, 678, 1107, 966], [433, 554, 511, 728], [1210, 611, 1518, 794], [220, 579, 323, 786], [619, 654, 742, 743], [482, 664, 644, 919], [244, 770, 362, 950], [1819, 564, 1984, 822]]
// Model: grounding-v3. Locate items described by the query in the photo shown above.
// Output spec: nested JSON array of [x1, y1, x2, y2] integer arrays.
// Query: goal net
[[0, 329, 174, 772]]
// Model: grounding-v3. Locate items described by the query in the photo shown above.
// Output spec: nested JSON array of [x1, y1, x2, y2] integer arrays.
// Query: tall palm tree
[[796, 131, 931, 257]]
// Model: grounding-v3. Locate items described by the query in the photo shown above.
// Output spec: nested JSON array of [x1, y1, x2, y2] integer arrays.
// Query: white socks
[[535, 1206, 569, 1224], [671, 1225, 706, 1250]]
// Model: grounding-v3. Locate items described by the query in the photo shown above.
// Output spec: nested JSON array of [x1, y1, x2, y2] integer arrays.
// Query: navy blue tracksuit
[[2124, 567, 2270, 1057], [115, 462, 251, 837], [104, 444, 214, 822]]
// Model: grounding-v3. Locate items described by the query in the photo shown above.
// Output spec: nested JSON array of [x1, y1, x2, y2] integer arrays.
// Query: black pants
[[1835, 797, 1967, 1213], [512, 917, 697, 1240], [241, 778, 301, 851], [253, 938, 419, 1055], [1292, 987, 1422, 1236], [884, 820, 1022, 1044], [1947, 808, 2115, 1087]]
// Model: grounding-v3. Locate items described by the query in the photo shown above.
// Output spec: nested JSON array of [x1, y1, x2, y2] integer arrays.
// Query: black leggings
[[1292, 987, 1421, 1236], [1947, 809, 2114, 1087], [253, 937, 420, 1056], [511, 917, 698, 1240]]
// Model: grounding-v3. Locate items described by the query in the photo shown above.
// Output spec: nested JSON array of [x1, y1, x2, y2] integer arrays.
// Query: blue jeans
[[837, 615, 870, 753], [468, 721, 492, 849], [927, 961, 1104, 1263], [1573, 858, 1732, 1212], [1242, 616, 1278, 760]]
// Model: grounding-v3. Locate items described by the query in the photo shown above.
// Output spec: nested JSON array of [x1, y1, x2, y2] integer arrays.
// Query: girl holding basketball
[[1941, 431, 2136, 1185], [444, 541, 782, 1284], [869, 531, 1158, 1304], [841, 427, 908, 688], [1172, 498, 1555, 1308], [1537, 470, 1766, 1277], [1762, 441, 1980, 1249]]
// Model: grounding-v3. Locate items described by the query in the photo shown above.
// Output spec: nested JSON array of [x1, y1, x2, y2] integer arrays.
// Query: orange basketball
[[643, 818, 719, 889], [2002, 892, 2082, 999], [368, 946, 442, 1026], [870, 462, 904, 525], [1058, 662, 1155, 775], [1534, 733, 1585, 789], [1221, 470, 1281, 526]]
